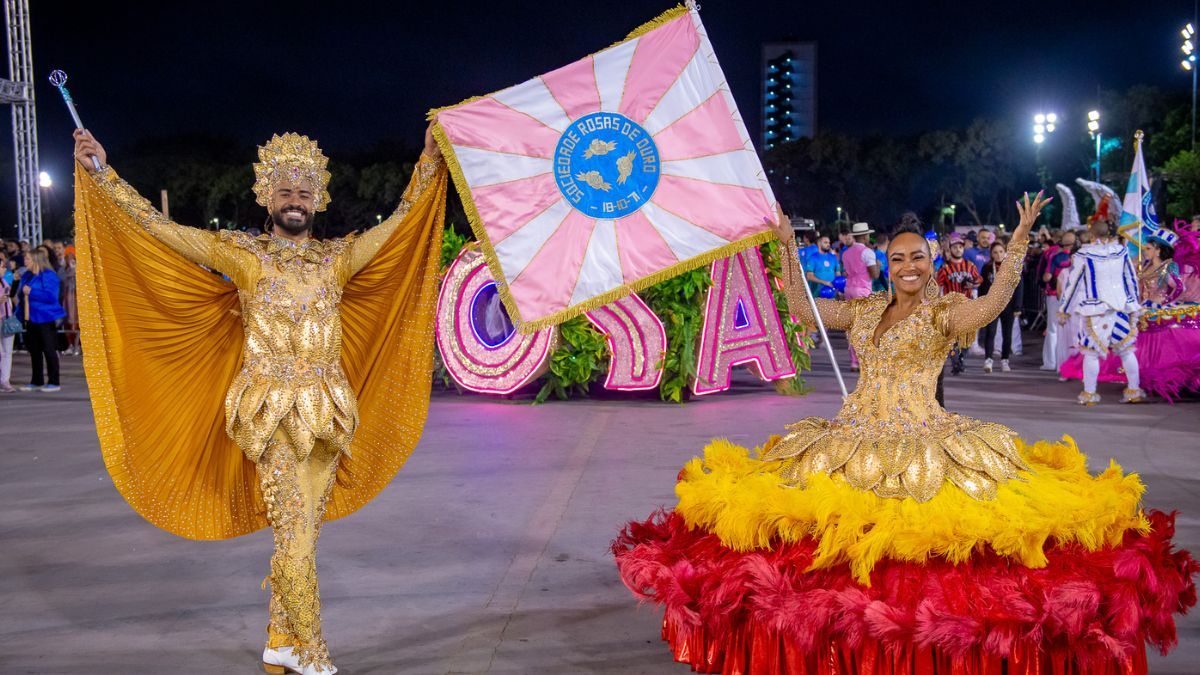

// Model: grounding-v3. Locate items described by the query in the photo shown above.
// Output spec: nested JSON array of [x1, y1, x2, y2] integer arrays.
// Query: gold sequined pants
[[258, 430, 340, 669]]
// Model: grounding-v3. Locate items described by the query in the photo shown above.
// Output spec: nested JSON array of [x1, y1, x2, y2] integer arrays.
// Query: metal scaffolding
[[0, 0, 39, 244]]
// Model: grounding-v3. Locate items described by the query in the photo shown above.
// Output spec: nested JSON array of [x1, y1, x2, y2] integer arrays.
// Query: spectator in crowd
[[937, 233, 982, 374], [872, 232, 890, 292], [2, 248, 14, 286], [0, 251, 14, 392], [796, 228, 819, 270], [964, 227, 994, 271], [843, 222, 880, 370], [804, 234, 840, 296], [979, 240, 1023, 373], [1040, 230, 1077, 370], [61, 250, 79, 355], [18, 247, 65, 392]]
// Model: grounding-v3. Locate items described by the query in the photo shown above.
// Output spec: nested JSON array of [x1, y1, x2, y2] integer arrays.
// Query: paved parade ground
[[2, 337, 1198, 674]]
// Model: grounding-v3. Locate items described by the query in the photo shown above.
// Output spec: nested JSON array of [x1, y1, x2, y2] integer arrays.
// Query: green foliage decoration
[[641, 268, 712, 402], [533, 317, 609, 404]]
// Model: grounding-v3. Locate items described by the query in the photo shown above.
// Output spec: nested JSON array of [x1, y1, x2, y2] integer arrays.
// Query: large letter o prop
[[436, 249, 557, 394]]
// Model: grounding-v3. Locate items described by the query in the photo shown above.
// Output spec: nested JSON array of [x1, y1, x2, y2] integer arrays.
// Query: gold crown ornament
[[252, 133, 333, 212]]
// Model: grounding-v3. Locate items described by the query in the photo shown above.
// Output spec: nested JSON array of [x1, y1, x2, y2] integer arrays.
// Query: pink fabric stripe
[[509, 210, 596, 320], [650, 175, 771, 241], [654, 93, 743, 161], [472, 173, 561, 244], [614, 211, 680, 282], [540, 57, 601, 121], [438, 97, 560, 158], [618, 16, 700, 123]]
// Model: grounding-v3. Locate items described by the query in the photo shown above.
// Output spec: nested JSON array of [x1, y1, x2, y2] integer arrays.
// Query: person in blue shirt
[[796, 229, 819, 270], [18, 246, 65, 391], [871, 232, 890, 292], [804, 234, 840, 295], [963, 228, 994, 272]]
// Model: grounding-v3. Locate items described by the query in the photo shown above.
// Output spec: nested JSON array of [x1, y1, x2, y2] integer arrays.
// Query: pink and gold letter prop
[[585, 294, 667, 391], [436, 249, 556, 394], [692, 248, 796, 395]]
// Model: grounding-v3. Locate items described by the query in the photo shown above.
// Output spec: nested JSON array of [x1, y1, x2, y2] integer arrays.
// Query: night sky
[[7, 0, 1194, 229]]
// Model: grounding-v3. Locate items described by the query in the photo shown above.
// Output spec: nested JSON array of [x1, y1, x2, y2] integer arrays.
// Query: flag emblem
[[555, 112, 660, 218]]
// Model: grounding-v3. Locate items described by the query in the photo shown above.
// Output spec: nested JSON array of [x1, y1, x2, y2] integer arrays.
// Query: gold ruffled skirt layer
[[226, 368, 358, 463], [762, 413, 1027, 502]]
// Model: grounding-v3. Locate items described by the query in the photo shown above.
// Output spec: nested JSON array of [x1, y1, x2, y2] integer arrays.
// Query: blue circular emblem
[[553, 111, 660, 219]]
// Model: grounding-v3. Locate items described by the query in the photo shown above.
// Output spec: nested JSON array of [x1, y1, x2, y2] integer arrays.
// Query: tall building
[[761, 42, 817, 150]]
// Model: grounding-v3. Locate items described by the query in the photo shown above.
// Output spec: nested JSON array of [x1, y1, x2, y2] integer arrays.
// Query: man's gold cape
[[73, 164, 448, 540]]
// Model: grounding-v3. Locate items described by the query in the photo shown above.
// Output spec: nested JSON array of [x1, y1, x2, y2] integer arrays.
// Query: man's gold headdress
[[252, 133, 332, 212]]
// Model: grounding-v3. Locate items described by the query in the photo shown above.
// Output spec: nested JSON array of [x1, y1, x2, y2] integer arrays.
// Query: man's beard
[[270, 205, 314, 236]]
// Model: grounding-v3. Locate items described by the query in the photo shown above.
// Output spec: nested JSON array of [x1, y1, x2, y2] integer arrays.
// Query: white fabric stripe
[[640, 202, 729, 260], [494, 199, 573, 282], [453, 145, 553, 188], [661, 150, 762, 189], [493, 79, 571, 133], [594, 37, 638, 112], [642, 50, 720, 136], [688, 8, 775, 209], [569, 219, 623, 305]]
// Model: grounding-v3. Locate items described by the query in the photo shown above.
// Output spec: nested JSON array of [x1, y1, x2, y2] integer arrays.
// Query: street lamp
[[1088, 110, 1101, 182], [835, 206, 843, 222], [1184, 23, 1198, 149], [1033, 112, 1056, 145], [38, 171, 51, 188]]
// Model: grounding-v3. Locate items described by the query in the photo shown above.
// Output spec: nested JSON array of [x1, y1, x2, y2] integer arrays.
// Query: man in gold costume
[[72, 127, 447, 675]]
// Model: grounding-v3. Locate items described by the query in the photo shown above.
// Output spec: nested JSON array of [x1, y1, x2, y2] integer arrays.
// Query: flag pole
[[1135, 130, 1145, 264], [783, 236, 848, 398]]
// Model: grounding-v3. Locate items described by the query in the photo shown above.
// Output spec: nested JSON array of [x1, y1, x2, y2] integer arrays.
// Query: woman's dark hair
[[990, 240, 1006, 252], [1153, 241, 1175, 260], [887, 222, 929, 255]]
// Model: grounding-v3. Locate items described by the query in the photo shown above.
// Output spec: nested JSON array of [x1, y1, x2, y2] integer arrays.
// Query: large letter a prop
[[692, 247, 796, 395]]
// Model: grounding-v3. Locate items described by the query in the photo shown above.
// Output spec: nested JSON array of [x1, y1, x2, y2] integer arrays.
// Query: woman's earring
[[887, 278, 894, 302], [925, 276, 940, 300]]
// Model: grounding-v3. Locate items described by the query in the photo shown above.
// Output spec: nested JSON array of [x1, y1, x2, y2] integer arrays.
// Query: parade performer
[[1059, 211, 1145, 405], [72, 127, 447, 675], [613, 193, 1196, 674], [1135, 228, 1200, 401], [842, 222, 880, 370]]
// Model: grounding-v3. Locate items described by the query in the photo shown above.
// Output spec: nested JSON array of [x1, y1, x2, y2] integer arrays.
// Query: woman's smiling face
[[887, 232, 932, 297]]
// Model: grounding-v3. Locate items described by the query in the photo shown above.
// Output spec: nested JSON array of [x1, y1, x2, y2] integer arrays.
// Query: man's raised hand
[[73, 129, 107, 173]]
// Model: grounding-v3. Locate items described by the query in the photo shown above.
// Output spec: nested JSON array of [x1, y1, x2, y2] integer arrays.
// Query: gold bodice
[[221, 233, 358, 462], [772, 239, 1031, 502]]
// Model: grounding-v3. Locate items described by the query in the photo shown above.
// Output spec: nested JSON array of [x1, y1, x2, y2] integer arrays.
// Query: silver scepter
[[48, 70, 101, 171]]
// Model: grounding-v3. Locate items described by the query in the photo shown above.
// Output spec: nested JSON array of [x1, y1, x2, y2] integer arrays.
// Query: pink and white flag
[[431, 3, 776, 331]]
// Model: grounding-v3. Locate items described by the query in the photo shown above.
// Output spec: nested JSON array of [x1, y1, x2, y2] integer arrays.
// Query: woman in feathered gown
[[613, 194, 1196, 674]]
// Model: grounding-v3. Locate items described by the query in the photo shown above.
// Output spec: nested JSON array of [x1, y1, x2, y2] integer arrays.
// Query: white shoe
[[1038, 364, 1057, 371], [1121, 387, 1147, 404], [17, 384, 38, 391], [1000, 359, 1011, 372], [263, 646, 337, 675], [983, 358, 993, 373]]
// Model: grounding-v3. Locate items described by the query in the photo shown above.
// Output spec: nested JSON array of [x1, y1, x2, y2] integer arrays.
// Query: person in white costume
[[1058, 218, 1145, 405]]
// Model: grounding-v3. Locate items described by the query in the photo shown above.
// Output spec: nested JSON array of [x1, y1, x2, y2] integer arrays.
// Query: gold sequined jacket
[[767, 239, 1032, 502], [91, 154, 443, 463]]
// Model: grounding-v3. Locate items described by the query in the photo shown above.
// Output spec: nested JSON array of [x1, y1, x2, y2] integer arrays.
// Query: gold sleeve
[[343, 152, 446, 278], [944, 239, 1029, 337], [89, 164, 258, 287], [781, 237, 853, 331]]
